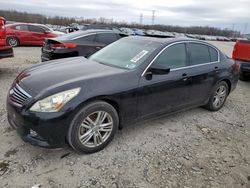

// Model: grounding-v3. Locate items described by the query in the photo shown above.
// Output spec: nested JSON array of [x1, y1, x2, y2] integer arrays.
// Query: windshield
[[89, 38, 161, 69]]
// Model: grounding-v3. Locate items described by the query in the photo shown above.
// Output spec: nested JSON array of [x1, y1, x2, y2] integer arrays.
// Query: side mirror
[[148, 64, 170, 75]]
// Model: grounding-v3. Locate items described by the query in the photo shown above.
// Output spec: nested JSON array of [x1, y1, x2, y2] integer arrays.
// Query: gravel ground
[[0, 42, 250, 188]]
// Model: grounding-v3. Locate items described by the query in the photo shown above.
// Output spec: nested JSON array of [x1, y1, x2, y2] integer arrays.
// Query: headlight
[[30, 88, 81, 112]]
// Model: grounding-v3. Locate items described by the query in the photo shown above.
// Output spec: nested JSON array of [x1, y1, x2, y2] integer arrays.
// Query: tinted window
[[78, 34, 96, 43], [96, 33, 118, 44], [153, 43, 187, 69], [209, 47, 218, 62], [189, 43, 210, 65], [14, 25, 29, 31], [28, 25, 44, 33]]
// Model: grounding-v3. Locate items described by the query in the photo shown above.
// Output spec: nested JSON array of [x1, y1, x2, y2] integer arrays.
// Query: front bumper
[[0, 46, 13, 59], [7, 96, 75, 149]]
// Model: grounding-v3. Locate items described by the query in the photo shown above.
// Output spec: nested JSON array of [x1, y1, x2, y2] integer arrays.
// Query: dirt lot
[[0, 42, 250, 188]]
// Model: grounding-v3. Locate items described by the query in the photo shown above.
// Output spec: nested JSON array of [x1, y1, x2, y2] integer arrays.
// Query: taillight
[[51, 43, 77, 49], [233, 62, 241, 72]]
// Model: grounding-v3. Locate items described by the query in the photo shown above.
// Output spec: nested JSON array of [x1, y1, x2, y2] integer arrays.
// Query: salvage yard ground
[[0, 41, 250, 188]]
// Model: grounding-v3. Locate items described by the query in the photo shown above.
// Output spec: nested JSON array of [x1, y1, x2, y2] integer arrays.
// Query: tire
[[205, 81, 229, 111], [67, 101, 119, 153], [239, 72, 249, 81], [7, 37, 19, 47]]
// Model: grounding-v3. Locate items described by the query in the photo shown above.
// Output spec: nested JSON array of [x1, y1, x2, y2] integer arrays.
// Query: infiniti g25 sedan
[[7, 37, 240, 153]]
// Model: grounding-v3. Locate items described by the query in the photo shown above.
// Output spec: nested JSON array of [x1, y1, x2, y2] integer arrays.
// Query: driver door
[[137, 43, 191, 118], [27, 25, 46, 45]]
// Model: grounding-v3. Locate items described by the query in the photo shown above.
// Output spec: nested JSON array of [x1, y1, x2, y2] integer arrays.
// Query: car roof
[[127, 36, 219, 49], [53, 29, 120, 41], [6, 23, 47, 27]]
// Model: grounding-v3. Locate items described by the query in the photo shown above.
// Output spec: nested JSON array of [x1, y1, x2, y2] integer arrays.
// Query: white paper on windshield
[[130, 50, 148, 63]]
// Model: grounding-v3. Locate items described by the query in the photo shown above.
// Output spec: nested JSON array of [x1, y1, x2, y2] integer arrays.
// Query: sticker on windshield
[[130, 50, 149, 63], [126, 64, 136, 69]]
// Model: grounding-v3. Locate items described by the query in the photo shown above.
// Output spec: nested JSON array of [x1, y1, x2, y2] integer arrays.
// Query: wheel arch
[[74, 96, 122, 127], [220, 78, 232, 94]]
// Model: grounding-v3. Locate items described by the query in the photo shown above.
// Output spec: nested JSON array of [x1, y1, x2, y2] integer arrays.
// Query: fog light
[[30, 129, 38, 137]]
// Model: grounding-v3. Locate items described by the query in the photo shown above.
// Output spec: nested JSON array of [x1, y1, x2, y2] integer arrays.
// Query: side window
[[96, 33, 118, 45], [189, 43, 210, 65], [14, 25, 29, 31], [153, 43, 187, 69], [78, 34, 96, 43], [209, 47, 218, 62], [28, 25, 44, 33]]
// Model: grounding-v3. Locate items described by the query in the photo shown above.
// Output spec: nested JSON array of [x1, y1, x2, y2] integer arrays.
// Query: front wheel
[[205, 81, 228, 111], [67, 101, 119, 153]]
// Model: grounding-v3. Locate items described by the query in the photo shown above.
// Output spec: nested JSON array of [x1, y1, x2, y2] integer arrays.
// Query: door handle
[[182, 73, 188, 81], [214, 66, 218, 70]]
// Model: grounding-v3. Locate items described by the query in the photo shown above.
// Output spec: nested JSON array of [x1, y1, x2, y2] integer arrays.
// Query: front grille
[[9, 84, 32, 106]]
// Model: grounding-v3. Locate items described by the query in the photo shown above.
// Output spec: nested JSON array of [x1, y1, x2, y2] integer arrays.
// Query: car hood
[[17, 57, 127, 95]]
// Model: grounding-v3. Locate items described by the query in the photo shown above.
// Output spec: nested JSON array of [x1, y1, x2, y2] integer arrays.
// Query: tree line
[[0, 10, 240, 37]]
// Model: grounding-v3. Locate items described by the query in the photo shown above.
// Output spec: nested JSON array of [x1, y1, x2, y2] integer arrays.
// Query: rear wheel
[[7, 37, 19, 47], [67, 101, 119, 153], [205, 81, 228, 111]]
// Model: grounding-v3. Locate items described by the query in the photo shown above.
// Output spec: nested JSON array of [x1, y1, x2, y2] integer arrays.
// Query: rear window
[[189, 43, 210, 65]]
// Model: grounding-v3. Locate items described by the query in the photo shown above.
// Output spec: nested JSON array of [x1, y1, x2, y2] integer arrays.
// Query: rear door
[[185, 42, 220, 105], [13, 25, 30, 44], [27, 25, 46, 45]]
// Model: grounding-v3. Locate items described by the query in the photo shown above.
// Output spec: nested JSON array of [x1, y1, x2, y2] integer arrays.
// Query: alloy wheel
[[78, 111, 113, 148], [8, 38, 18, 47], [212, 85, 227, 108]]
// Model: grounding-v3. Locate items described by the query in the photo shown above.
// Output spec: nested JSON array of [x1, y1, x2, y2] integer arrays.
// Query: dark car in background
[[5, 23, 63, 47], [41, 30, 127, 61], [7, 37, 239, 153], [81, 24, 122, 32]]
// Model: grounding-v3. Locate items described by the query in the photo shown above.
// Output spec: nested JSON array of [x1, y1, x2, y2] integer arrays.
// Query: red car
[[232, 40, 250, 81], [6, 23, 63, 47], [0, 17, 6, 46], [0, 17, 13, 59]]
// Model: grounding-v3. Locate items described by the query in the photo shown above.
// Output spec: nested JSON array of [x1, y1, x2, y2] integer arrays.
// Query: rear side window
[[28, 25, 44, 33], [96, 33, 118, 45], [153, 43, 187, 69], [209, 47, 218, 62], [189, 43, 210, 65], [14, 25, 29, 31]]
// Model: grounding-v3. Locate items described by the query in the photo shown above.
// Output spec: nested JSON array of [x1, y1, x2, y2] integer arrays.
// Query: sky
[[0, 0, 250, 33]]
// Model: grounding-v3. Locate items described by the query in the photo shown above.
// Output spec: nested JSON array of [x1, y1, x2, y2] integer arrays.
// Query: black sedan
[[41, 29, 127, 61], [7, 37, 239, 153]]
